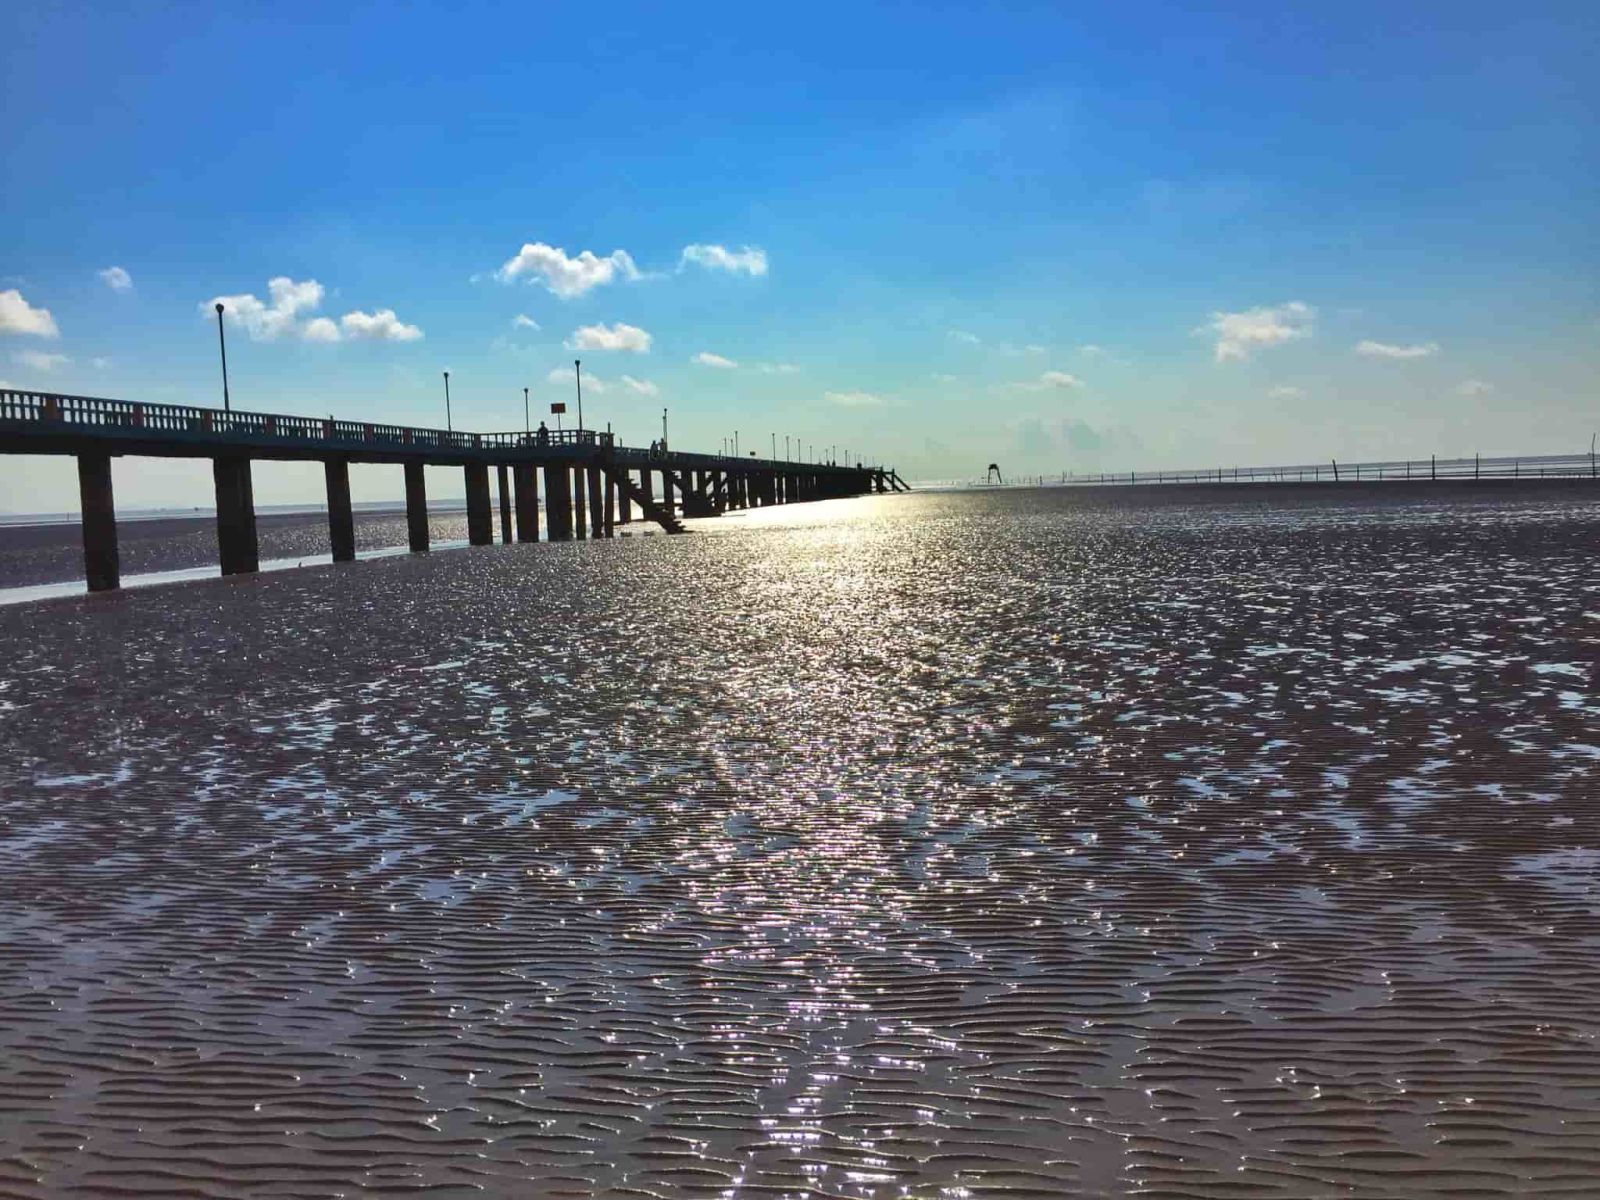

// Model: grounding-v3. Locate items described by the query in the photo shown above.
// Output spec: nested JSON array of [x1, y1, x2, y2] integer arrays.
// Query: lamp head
[[214, 302, 224, 315]]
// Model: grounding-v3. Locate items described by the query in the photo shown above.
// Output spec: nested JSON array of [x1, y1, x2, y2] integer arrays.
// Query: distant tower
[[986, 463, 1003, 485]]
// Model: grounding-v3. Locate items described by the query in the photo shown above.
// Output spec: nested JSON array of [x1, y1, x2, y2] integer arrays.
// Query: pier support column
[[662, 468, 676, 516], [213, 456, 259, 576], [465, 464, 493, 546], [603, 470, 616, 536], [639, 468, 654, 514], [325, 458, 355, 563], [497, 464, 513, 543], [572, 466, 587, 540], [514, 464, 539, 542], [77, 453, 119, 592], [405, 462, 429, 552], [587, 465, 604, 537], [543, 463, 572, 540]]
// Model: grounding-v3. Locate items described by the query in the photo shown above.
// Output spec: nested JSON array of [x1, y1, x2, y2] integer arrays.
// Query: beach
[[1, 484, 1597, 1197]]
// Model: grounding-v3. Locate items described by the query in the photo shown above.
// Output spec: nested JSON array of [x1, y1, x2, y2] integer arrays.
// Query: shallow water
[[1, 486, 1598, 1198]]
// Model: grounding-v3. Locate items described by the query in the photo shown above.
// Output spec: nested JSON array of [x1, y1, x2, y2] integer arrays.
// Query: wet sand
[[1, 484, 1598, 1197]]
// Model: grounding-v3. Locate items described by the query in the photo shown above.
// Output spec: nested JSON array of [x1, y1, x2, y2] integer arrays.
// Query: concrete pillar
[[587, 465, 604, 537], [325, 458, 355, 563], [603, 470, 616, 537], [514, 463, 539, 542], [405, 462, 429, 552], [213, 456, 259, 575], [543, 463, 572, 540], [498, 464, 513, 543], [77, 453, 119, 592], [465, 463, 493, 546], [573, 466, 587, 540]]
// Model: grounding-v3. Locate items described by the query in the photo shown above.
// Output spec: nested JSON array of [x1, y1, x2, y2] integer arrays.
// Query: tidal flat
[[1, 484, 1597, 1197]]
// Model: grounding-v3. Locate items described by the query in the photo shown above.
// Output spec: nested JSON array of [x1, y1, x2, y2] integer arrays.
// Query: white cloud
[[0, 289, 59, 337], [948, 329, 981, 345], [756, 362, 799, 374], [1079, 343, 1105, 356], [680, 243, 768, 276], [497, 242, 640, 298], [203, 278, 421, 343], [692, 351, 738, 368], [932, 372, 958, 383], [1456, 378, 1493, 396], [13, 349, 70, 371], [512, 314, 540, 330], [302, 317, 342, 343], [1204, 301, 1314, 362], [547, 364, 593, 390], [98, 266, 132, 291], [570, 321, 651, 352], [543, 366, 658, 398], [1038, 370, 1083, 389], [91, 356, 112, 369], [341, 309, 424, 342], [825, 390, 885, 407], [1268, 384, 1305, 399], [619, 374, 659, 396], [1355, 339, 1438, 359]]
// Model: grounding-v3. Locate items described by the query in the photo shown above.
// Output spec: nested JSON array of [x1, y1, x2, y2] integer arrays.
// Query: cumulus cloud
[[0, 289, 59, 337], [570, 322, 651, 352], [680, 244, 768, 276], [202, 278, 421, 343], [692, 351, 738, 368], [1038, 370, 1082, 389], [98, 266, 133, 291], [756, 362, 799, 374], [512, 314, 540, 330], [497, 242, 641, 298], [341, 309, 424, 341], [1268, 384, 1305, 399], [544, 366, 658, 397], [1355, 339, 1438, 359], [91, 356, 112, 369], [948, 329, 981, 344], [1079, 343, 1105, 356], [825, 390, 885, 407], [13, 349, 70, 371], [1456, 379, 1493, 396], [1204, 301, 1314, 362]]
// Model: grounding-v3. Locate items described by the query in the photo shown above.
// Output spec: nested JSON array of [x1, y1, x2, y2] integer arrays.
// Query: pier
[[0, 389, 910, 593]]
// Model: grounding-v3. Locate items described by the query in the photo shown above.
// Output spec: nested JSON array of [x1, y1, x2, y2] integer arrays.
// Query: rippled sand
[[2, 485, 1598, 1198]]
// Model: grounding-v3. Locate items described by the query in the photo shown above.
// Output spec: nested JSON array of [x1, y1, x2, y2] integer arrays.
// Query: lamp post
[[574, 359, 584, 431], [214, 302, 231, 412], [443, 371, 452, 432], [662, 407, 668, 447], [524, 386, 530, 436]]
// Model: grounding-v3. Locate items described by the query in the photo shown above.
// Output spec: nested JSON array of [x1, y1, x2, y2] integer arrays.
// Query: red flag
[[550, 402, 567, 414]]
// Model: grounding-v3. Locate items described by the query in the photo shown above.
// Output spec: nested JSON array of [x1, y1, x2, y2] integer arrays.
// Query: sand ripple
[[1, 486, 1597, 1197]]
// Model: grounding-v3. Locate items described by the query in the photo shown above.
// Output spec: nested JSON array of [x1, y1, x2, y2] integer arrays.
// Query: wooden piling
[[324, 458, 355, 562], [464, 463, 493, 546], [77, 452, 119, 592], [497, 463, 513, 543], [543, 463, 572, 540], [405, 462, 429, 552], [213, 456, 259, 575], [514, 463, 539, 541]]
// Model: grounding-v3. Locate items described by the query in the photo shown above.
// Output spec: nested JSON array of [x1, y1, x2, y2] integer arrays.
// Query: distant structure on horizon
[[986, 463, 1003, 485]]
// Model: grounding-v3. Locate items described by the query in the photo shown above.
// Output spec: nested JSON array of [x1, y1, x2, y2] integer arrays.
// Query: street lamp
[[662, 407, 668, 447], [524, 386, 530, 436], [214, 302, 231, 412], [574, 359, 584, 431], [443, 371, 452, 432]]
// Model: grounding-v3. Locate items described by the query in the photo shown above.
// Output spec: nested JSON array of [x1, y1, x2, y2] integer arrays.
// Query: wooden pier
[[0, 389, 910, 592]]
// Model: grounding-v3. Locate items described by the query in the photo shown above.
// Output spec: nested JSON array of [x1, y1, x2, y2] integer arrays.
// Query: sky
[[1, 0, 1596, 510]]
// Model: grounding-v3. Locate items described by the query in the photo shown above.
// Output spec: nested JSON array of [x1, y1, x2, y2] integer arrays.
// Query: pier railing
[[1063, 452, 1599, 487], [0, 388, 613, 454]]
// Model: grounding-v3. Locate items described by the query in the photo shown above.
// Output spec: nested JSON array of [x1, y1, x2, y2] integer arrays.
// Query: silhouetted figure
[[986, 463, 1003, 485], [537, 421, 550, 446]]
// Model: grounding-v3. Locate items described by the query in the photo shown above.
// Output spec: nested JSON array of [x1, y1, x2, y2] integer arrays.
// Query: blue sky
[[2, 0, 1596, 508]]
